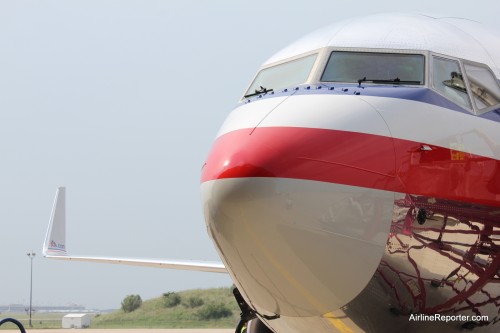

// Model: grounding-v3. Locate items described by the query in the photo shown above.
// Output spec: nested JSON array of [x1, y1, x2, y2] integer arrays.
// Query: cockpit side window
[[320, 52, 424, 85], [463, 62, 500, 114], [432, 56, 472, 109], [244, 54, 317, 98]]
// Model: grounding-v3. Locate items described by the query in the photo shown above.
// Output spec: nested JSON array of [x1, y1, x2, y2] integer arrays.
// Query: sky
[[1, 0, 499, 310]]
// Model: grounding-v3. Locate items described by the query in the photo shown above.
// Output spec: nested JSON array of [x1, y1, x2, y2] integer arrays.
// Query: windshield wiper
[[357, 77, 421, 87], [244, 86, 274, 98]]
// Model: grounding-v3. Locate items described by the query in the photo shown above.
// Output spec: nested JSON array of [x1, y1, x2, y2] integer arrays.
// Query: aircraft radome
[[44, 13, 500, 333]]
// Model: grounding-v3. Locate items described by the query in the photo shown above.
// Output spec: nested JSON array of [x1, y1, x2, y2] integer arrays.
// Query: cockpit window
[[463, 62, 500, 114], [432, 57, 472, 109], [321, 52, 424, 85], [244, 54, 317, 98]]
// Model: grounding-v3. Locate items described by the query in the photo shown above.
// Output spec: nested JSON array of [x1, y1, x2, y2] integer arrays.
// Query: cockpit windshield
[[321, 51, 424, 85], [245, 54, 317, 98]]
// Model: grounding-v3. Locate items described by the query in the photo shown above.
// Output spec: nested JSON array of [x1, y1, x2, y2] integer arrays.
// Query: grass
[[0, 287, 240, 330], [92, 287, 240, 328]]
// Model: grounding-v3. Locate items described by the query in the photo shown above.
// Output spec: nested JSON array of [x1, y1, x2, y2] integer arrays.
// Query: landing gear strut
[[233, 287, 278, 333], [234, 288, 257, 333]]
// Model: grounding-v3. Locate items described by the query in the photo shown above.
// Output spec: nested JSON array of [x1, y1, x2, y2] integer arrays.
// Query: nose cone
[[201, 124, 396, 317], [201, 128, 276, 181]]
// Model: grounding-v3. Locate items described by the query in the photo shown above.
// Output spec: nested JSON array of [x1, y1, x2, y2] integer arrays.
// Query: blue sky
[[0, 0, 498, 309]]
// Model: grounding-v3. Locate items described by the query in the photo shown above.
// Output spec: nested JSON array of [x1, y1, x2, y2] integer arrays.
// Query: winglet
[[43, 187, 68, 257], [42, 187, 226, 273]]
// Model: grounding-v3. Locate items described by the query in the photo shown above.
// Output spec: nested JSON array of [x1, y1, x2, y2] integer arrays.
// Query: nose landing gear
[[233, 287, 277, 333], [247, 318, 274, 333]]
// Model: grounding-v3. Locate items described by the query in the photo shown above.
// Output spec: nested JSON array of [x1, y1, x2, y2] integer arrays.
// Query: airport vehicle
[[44, 13, 500, 333]]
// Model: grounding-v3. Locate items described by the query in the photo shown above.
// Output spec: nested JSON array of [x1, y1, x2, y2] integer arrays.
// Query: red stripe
[[201, 127, 500, 208]]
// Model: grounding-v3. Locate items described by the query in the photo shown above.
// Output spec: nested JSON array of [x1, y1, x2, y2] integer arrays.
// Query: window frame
[[461, 59, 500, 115], [242, 47, 430, 100], [430, 53, 500, 115], [430, 54, 473, 111], [241, 49, 321, 100]]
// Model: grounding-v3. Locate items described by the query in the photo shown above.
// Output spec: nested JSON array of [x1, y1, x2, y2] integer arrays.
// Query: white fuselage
[[201, 13, 500, 333]]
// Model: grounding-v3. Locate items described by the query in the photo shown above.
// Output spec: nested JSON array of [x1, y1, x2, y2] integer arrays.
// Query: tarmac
[[2, 330, 234, 333]]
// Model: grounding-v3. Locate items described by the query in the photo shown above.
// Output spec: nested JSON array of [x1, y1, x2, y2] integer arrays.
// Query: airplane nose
[[201, 96, 398, 317]]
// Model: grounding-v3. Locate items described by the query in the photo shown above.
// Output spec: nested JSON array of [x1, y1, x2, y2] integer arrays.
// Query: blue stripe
[[243, 84, 500, 122]]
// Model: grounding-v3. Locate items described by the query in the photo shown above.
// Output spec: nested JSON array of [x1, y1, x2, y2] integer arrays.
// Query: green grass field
[[1, 287, 240, 330], [0, 312, 65, 329], [92, 287, 240, 329]]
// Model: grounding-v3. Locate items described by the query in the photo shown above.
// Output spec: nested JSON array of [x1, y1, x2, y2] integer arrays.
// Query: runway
[[1, 330, 234, 333]]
